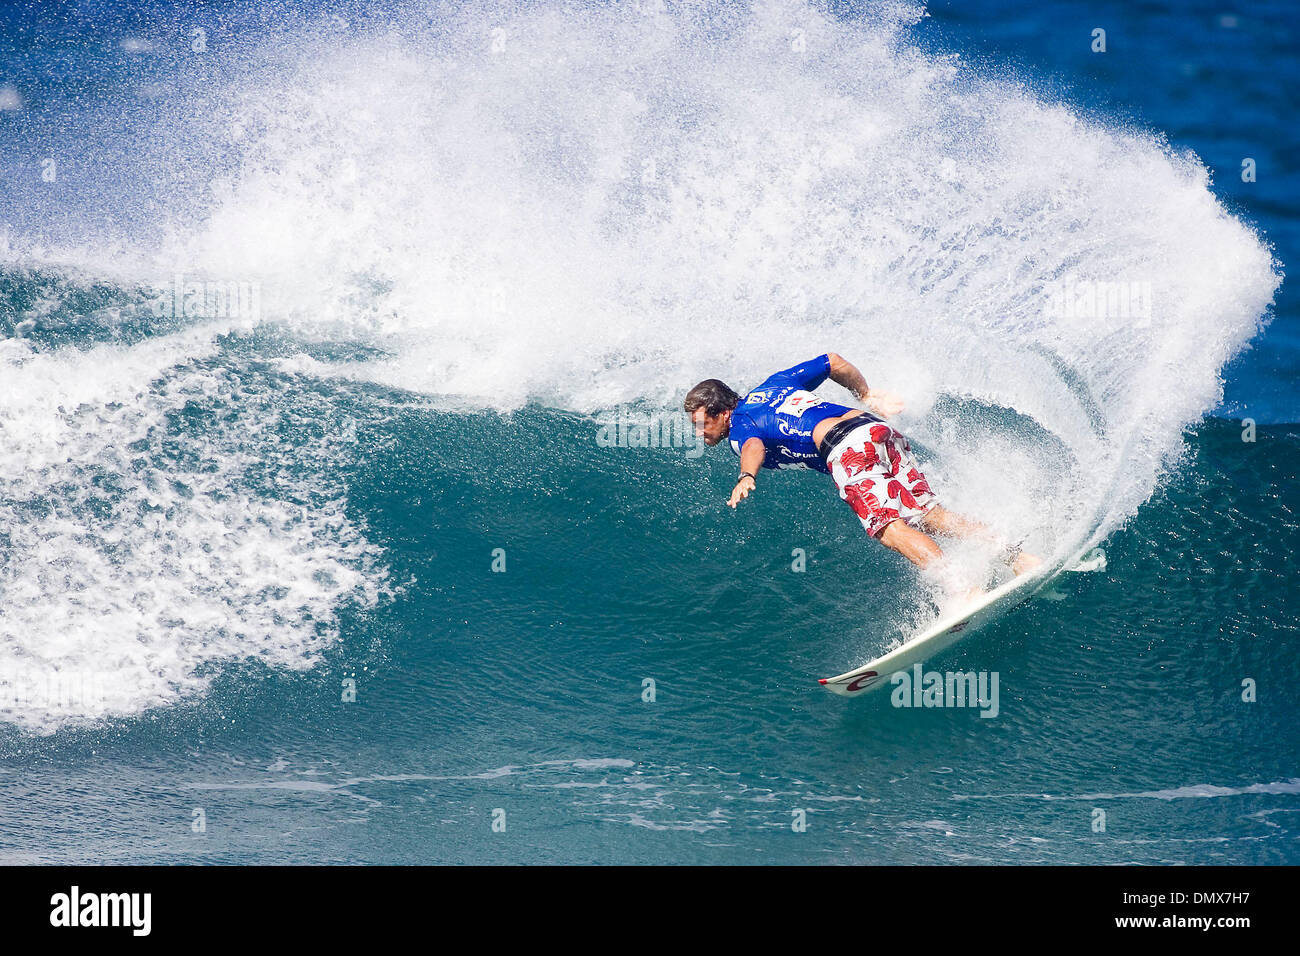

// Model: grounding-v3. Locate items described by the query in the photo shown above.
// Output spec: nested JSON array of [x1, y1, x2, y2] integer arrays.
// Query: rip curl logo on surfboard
[[841, 671, 880, 692]]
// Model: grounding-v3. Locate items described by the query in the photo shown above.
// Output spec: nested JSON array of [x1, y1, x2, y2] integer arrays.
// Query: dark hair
[[684, 379, 739, 417]]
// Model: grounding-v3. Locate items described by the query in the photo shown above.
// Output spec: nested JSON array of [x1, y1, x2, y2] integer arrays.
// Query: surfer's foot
[[1000, 538, 1042, 576], [1011, 550, 1042, 576]]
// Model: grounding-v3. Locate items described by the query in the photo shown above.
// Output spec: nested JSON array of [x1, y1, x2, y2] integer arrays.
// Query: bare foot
[[1012, 551, 1043, 576]]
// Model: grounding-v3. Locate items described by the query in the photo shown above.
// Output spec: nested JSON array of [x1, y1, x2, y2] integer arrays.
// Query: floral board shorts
[[822, 419, 938, 538]]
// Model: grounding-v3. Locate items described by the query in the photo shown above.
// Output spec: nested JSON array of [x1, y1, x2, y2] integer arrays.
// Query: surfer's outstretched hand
[[864, 388, 904, 418], [727, 475, 756, 508]]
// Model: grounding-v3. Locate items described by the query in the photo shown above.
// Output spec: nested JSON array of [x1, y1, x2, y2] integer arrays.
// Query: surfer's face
[[690, 407, 730, 446]]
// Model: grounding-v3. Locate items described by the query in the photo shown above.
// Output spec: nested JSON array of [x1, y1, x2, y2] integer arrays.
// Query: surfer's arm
[[727, 437, 765, 508], [826, 352, 904, 417]]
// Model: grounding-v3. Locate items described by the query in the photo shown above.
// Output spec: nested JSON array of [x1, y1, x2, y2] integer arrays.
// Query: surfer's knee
[[920, 504, 986, 538]]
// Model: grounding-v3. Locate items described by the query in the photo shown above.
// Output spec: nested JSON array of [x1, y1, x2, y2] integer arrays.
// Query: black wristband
[[738, 471, 757, 483]]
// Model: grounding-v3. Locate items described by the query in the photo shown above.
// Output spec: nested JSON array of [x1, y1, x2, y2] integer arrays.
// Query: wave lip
[[128, 0, 1277, 552]]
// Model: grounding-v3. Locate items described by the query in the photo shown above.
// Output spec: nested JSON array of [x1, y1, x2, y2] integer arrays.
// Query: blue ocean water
[[0, 0, 1295, 864]]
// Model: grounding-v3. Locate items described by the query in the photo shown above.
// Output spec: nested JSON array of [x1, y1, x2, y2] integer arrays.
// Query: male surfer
[[684, 353, 1039, 585]]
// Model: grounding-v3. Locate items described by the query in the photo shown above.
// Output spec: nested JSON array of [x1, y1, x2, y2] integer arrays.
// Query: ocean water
[[0, 0, 1295, 864]]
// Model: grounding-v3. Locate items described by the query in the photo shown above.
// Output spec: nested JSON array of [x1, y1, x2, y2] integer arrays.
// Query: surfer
[[684, 353, 1040, 582]]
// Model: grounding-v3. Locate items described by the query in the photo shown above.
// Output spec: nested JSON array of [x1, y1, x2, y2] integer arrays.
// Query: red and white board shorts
[[825, 422, 938, 538]]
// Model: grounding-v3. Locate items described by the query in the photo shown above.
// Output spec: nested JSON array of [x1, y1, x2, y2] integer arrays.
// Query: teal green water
[[2, 372, 1297, 862]]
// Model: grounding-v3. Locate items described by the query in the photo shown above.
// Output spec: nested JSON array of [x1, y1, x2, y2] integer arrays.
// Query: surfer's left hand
[[727, 475, 755, 508], [864, 388, 904, 418]]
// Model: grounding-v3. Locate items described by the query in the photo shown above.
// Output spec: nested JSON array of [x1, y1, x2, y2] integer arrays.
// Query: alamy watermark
[[595, 408, 703, 458], [0, 673, 108, 713], [890, 663, 1000, 718], [50, 886, 151, 936], [150, 273, 261, 320], [1045, 278, 1151, 325]]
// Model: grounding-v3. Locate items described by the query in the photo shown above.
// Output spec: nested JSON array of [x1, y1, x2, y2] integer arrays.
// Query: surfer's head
[[684, 379, 738, 446]]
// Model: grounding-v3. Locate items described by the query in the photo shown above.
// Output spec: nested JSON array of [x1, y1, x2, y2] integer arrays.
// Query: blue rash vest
[[728, 355, 873, 474]]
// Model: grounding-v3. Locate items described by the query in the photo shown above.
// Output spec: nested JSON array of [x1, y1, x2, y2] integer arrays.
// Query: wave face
[[0, 0, 1281, 732]]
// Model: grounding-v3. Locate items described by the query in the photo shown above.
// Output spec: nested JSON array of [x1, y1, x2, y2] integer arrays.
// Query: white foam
[[955, 778, 1300, 802], [0, 324, 390, 734], [129, 0, 1274, 559]]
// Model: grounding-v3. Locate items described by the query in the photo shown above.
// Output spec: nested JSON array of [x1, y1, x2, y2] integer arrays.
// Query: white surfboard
[[819, 548, 1104, 697]]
